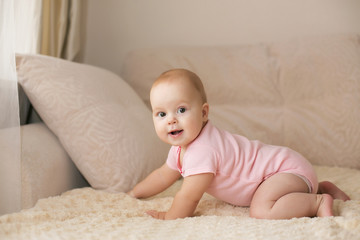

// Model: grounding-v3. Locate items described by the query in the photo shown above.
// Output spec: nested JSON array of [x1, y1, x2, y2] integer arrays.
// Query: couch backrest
[[121, 34, 360, 169]]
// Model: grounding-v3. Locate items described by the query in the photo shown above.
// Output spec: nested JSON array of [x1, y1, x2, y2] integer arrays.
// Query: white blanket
[[1, 166, 360, 240]]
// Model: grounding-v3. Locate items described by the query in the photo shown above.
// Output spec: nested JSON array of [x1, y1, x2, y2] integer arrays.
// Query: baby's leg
[[318, 181, 350, 201], [250, 173, 333, 219]]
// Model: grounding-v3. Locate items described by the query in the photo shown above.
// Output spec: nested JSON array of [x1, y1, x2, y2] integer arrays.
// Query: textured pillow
[[16, 54, 168, 192]]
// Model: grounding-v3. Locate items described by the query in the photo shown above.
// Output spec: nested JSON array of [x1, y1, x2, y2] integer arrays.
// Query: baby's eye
[[177, 107, 186, 114], [157, 112, 166, 118]]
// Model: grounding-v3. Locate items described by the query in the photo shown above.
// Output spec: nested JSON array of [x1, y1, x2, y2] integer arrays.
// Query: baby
[[128, 68, 350, 220]]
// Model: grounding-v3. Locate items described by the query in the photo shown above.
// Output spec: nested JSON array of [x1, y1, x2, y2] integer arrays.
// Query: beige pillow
[[16, 54, 168, 192]]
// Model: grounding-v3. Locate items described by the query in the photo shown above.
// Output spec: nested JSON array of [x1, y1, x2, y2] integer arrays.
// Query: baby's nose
[[167, 115, 177, 124]]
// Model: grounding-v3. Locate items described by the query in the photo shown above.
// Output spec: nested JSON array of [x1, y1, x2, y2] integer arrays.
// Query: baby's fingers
[[146, 210, 157, 217], [146, 210, 166, 220]]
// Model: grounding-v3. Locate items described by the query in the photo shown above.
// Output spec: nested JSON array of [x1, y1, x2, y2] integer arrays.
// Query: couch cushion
[[16, 54, 168, 192], [122, 34, 360, 169], [21, 123, 88, 209], [269, 34, 360, 168], [122, 45, 283, 145]]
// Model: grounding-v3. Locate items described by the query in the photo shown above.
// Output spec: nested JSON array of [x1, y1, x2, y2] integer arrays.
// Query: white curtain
[[14, 0, 42, 54], [0, 0, 22, 215], [0, 0, 81, 215], [15, 0, 43, 125], [0, 0, 43, 215]]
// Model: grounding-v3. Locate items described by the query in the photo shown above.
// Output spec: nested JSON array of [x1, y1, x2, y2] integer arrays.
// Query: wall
[[82, 0, 360, 76]]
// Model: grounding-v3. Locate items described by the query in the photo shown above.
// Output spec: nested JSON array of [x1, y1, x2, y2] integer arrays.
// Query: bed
[[1, 33, 359, 239]]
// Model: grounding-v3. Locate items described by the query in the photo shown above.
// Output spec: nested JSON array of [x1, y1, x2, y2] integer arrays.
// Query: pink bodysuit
[[166, 121, 318, 206]]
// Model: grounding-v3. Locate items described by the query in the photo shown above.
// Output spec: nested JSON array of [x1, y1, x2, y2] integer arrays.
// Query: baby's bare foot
[[317, 194, 333, 217], [318, 181, 350, 201]]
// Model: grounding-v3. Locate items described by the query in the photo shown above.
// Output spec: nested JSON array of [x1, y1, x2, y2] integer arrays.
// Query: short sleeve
[[166, 146, 178, 171], [182, 145, 218, 177]]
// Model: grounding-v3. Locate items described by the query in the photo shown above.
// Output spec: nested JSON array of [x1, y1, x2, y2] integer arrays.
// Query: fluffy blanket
[[1, 166, 360, 240]]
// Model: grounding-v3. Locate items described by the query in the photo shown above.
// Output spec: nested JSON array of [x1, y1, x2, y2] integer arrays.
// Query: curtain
[[14, 0, 42, 125], [0, 0, 82, 215], [0, 0, 22, 215], [40, 0, 82, 60], [14, 0, 42, 54]]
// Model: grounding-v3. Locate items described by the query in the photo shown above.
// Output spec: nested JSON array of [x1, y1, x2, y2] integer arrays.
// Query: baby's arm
[[147, 173, 214, 220], [127, 163, 181, 198]]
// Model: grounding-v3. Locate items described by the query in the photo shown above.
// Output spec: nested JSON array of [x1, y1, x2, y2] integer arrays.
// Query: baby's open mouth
[[169, 130, 183, 136]]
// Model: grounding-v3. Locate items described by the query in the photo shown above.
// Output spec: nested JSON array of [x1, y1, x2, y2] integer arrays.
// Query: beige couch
[[3, 33, 359, 216], [122, 33, 360, 169]]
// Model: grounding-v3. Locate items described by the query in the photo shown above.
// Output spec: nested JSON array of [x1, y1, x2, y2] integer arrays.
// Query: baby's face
[[150, 79, 208, 148]]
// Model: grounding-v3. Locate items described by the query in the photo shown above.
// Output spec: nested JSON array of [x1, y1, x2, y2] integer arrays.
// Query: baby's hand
[[146, 210, 166, 220], [127, 190, 135, 198]]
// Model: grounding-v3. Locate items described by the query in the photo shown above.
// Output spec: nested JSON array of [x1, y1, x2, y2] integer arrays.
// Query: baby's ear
[[202, 103, 209, 121]]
